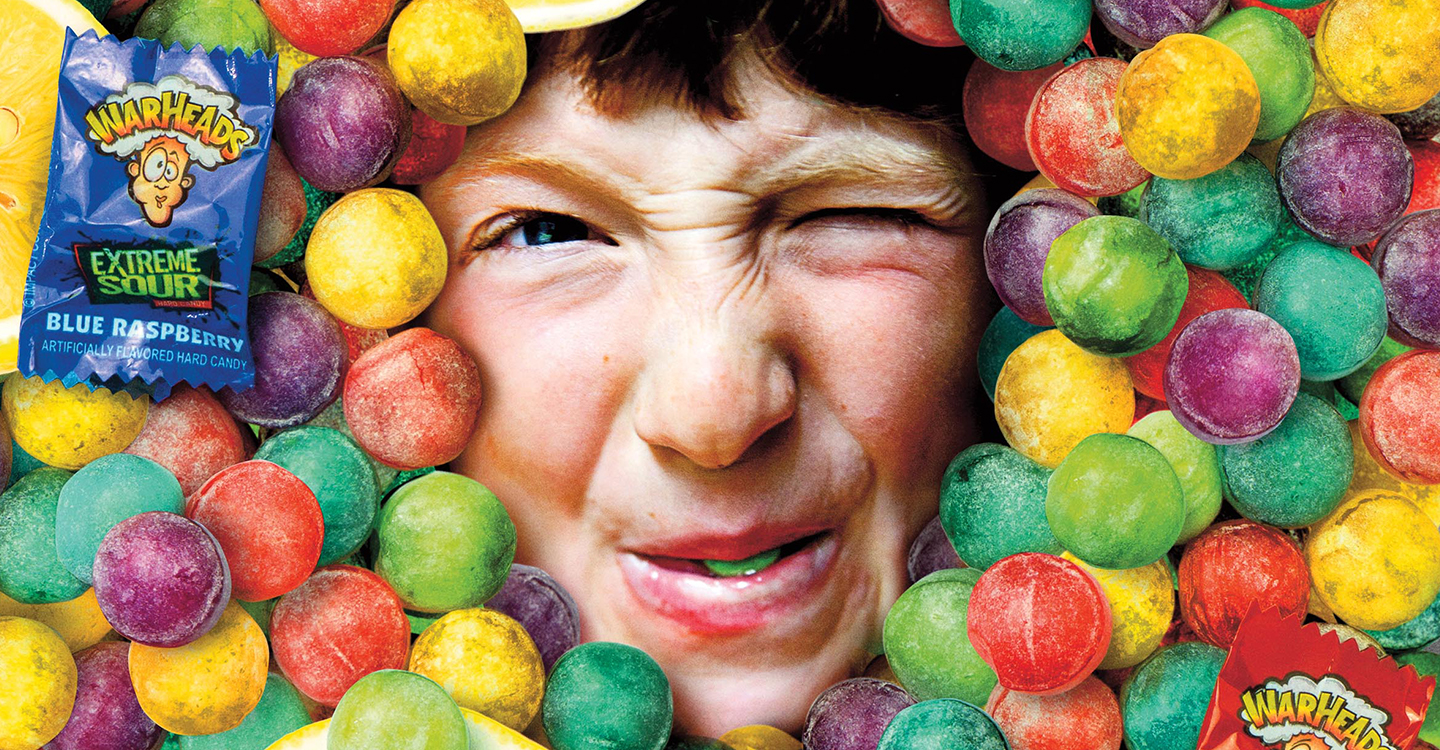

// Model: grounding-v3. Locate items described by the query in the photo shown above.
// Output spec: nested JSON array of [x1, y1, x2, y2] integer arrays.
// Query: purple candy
[[219, 292, 346, 428], [802, 678, 916, 750], [1277, 108, 1414, 248], [1164, 309, 1300, 445], [906, 516, 963, 585], [1094, 0, 1227, 48], [1386, 91, 1440, 142], [984, 188, 1099, 326], [92, 512, 231, 648], [274, 56, 412, 193], [484, 563, 581, 672], [1373, 209, 1440, 349], [44, 642, 164, 750]]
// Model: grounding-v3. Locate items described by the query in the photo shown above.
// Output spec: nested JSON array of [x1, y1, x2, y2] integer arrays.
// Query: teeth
[[703, 547, 781, 577]]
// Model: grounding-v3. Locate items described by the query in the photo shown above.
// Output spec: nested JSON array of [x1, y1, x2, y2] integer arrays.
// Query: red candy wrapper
[[1198, 607, 1435, 750]]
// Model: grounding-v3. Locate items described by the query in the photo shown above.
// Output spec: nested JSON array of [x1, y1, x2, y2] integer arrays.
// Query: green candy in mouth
[[703, 548, 782, 577]]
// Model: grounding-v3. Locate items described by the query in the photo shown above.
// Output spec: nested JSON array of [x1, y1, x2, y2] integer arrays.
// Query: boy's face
[[422, 54, 989, 735], [127, 136, 194, 227]]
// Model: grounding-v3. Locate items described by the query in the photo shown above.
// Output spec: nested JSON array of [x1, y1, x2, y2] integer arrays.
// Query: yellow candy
[[0, 616, 76, 749], [305, 189, 448, 330], [1116, 34, 1261, 180], [1305, 46, 1351, 119], [0, 588, 111, 652], [1, 375, 147, 470], [1306, 490, 1440, 631], [1015, 173, 1099, 206], [388, 0, 526, 126], [1346, 420, 1440, 527], [1062, 552, 1172, 670], [994, 330, 1133, 468], [720, 725, 803, 750], [274, 30, 317, 99], [1315, 0, 1440, 114], [265, 708, 545, 750], [408, 608, 545, 732], [129, 601, 268, 735], [1307, 583, 1337, 624]]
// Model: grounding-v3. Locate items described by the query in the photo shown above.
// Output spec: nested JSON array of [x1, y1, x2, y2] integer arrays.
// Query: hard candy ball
[[252, 425, 380, 566], [1203, 8, 1316, 141], [1046, 433, 1184, 570], [1117, 34, 1261, 179], [542, 642, 673, 750], [0, 616, 76, 749], [1119, 642, 1227, 750], [134, 0, 273, 54], [1276, 108, 1413, 247], [0, 589, 111, 654], [257, 0, 392, 57], [1163, 309, 1300, 445], [939, 443, 1061, 570], [484, 563, 582, 673], [1364, 590, 1440, 652], [123, 384, 247, 497], [55, 453, 184, 585], [1219, 393, 1352, 527], [1314, 0, 1440, 113], [801, 678, 915, 750], [1094, 0, 1227, 48], [1307, 489, 1440, 631], [1126, 411, 1224, 544], [217, 292, 346, 429], [1062, 554, 1173, 671], [388, 0, 527, 125], [254, 143, 306, 266], [47, 642, 164, 750], [93, 512, 230, 648], [906, 515, 964, 585], [949, 0, 1090, 72], [883, 568, 996, 706], [875, 699, 1008, 750], [985, 676, 1123, 750], [2, 376, 147, 470], [408, 608, 545, 731], [976, 307, 1052, 401], [1025, 58, 1150, 197], [1373, 209, 1440, 350], [1125, 269, 1248, 402], [275, 57, 411, 194], [1178, 520, 1310, 647], [329, 669, 468, 750], [963, 60, 1066, 171], [128, 601, 268, 736], [178, 672, 311, 750], [1138, 154, 1284, 272], [984, 188, 1098, 327], [1359, 350, 1440, 485], [0, 467, 86, 604]]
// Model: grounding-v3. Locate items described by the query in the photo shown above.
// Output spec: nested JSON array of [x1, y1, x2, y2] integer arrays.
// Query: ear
[[128, 161, 139, 177], [181, 175, 194, 189]]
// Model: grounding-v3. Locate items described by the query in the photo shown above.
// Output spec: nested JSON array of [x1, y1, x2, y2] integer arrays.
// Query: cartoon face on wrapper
[[1283, 733, 1326, 750], [126, 136, 195, 227]]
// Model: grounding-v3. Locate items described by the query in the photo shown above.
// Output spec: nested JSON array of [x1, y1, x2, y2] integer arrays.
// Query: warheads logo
[[82, 75, 258, 228], [1240, 674, 1398, 750]]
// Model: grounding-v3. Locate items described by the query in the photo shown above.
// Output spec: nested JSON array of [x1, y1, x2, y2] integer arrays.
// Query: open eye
[[500, 213, 595, 247], [143, 150, 166, 182], [164, 162, 178, 182]]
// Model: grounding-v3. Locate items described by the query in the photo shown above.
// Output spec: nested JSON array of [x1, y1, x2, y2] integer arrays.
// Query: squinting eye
[[794, 207, 930, 228], [143, 151, 165, 182], [502, 214, 594, 247]]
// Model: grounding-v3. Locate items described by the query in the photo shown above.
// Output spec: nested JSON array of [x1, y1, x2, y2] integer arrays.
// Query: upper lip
[[623, 523, 835, 562]]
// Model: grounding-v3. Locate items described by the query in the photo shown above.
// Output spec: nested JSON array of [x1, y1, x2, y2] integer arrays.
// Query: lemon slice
[[0, 0, 107, 375], [503, 0, 648, 33], [266, 707, 546, 750]]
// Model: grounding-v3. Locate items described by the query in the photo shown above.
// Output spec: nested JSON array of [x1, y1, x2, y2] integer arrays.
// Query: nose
[[632, 284, 797, 470]]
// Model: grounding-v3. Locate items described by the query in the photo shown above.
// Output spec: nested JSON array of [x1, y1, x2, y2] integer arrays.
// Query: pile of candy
[[2, 0, 1440, 747]]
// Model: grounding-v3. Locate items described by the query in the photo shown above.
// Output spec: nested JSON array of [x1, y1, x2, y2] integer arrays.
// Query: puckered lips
[[618, 523, 842, 635]]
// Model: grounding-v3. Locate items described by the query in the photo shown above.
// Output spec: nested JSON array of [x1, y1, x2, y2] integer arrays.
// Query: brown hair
[[527, 0, 974, 125]]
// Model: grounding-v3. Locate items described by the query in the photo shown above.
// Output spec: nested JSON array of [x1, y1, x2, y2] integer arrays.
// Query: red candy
[[259, 0, 394, 58], [123, 385, 248, 497], [964, 60, 1065, 171], [1177, 520, 1311, 648], [967, 553, 1112, 695], [874, 0, 964, 47], [1025, 57, 1149, 198], [390, 109, 467, 185], [186, 460, 325, 602], [985, 676, 1123, 750], [1407, 139, 1440, 216], [1125, 268, 1248, 401], [343, 328, 483, 471], [1229, 0, 1328, 37], [270, 565, 411, 706], [1360, 349, 1440, 485]]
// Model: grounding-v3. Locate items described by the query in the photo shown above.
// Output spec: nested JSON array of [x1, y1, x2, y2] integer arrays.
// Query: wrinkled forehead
[[447, 50, 974, 198]]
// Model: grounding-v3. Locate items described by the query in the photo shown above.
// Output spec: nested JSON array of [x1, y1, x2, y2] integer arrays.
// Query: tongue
[[703, 548, 782, 578]]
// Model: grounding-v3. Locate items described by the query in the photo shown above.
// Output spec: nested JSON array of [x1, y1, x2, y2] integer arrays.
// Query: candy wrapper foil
[[19, 31, 276, 398], [1198, 606, 1435, 750]]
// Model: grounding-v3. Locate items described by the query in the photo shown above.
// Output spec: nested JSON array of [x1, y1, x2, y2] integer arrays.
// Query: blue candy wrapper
[[18, 31, 276, 397]]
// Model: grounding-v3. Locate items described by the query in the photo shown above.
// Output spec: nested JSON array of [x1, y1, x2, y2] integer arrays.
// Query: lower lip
[[617, 534, 841, 635]]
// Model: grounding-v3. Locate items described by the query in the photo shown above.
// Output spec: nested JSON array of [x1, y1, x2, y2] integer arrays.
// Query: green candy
[[876, 699, 1008, 750], [54, 453, 184, 585], [1098, 181, 1147, 219], [7, 439, 48, 488], [1043, 215, 1188, 357], [1121, 643, 1227, 750], [237, 597, 277, 639], [882, 568, 997, 706], [1140, 154, 1286, 271], [1220, 393, 1352, 528], [703, 549, 779, 578], [1336, 336, 1412, 405], [260, 180, 340, 270], [1255, 240, 1389, 381], [939, 443, 1061, 570], [330, 670, 468, 750], [1127, 411, 1222, 544], [134, 0, 275, 55], [1364, 589, 1440, 652], [373, 471, 516, 613], [254, 426, 380, 566], [0, 468, 85, 604], [1204, 9, 1315, 142], [950, 0, 1090, 72], [180, 674, 310, 750], [542, 642, 674, 750], [1395, 652, 1440, 745], [977, 308, 1052, 402], [1046, 433, 1184, 570]]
